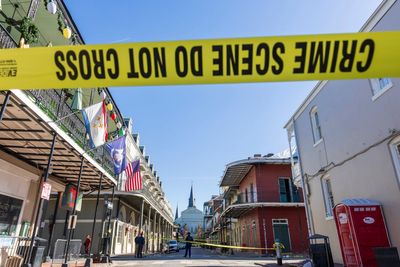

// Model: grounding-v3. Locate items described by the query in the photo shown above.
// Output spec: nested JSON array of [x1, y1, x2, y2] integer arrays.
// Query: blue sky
[[65, 0, 381, 216]]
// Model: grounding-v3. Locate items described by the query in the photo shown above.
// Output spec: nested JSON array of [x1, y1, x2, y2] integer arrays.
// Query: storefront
[[0, 156, 40, 238]]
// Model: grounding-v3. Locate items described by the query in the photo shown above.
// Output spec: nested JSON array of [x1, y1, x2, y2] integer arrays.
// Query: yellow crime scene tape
[[0, 31, 399, 91], [161, 237, 275, 251]]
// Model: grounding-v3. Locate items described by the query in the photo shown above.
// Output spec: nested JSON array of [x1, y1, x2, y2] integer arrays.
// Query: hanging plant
[[20, 17, 39, 44]]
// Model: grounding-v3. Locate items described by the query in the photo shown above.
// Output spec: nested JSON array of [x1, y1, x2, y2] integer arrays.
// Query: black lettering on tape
[[107, 49, 119, 79], [139, 47, 152, 79], [272, 42, 284, 75], [212, 45, 223, 76], [339, 40, 357, 72], [308, 41, 331, 73], [357, 39, 374, 72], [242, 44, 253, 75], [154, 47, 167, 78], [256, 43, 269, 75], [92, 49, 106, 79], [55, 50, 66, 80], [66, 50, 78, 80], [78, 50, 92, 80], [175, 46, 188, 78], [330, 41, 340, 73], [293, 42, 306, 74], [226, 44, 239, 76], [127, 48, 139, 78], [190, 46, 203, 76]]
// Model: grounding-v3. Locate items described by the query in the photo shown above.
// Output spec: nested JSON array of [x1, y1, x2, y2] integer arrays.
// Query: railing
[[227, 190, 301, 206], [25, 89, 115, 177], [0, 236, 32, 266], [141, 183, 171, 220], [0, 23, 18, 48]]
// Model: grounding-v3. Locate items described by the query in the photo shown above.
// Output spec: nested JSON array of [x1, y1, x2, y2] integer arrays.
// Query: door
[[272, 219, 291, 252]]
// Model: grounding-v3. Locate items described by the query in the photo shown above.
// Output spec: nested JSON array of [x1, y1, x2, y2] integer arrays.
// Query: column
[[139, 199, 144, 234], [152, 212, 157, 252], [157, 215, 161, 251]]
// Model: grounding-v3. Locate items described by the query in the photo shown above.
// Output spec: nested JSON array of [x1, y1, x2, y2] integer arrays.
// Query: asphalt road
[[112, 247, 305, 266]]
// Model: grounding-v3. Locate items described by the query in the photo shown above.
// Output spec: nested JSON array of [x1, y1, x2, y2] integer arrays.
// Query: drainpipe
[[292, 118, 315, 235]]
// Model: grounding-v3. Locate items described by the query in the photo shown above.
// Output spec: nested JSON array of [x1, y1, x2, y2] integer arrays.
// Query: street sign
[[41, 182, 52, 200], [68, 215, 77, 229]]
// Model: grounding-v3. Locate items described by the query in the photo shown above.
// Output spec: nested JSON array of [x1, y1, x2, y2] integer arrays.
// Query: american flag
[[124, 160, 142, 191]]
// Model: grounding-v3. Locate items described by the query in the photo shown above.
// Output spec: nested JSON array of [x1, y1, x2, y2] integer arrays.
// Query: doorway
[[272, 219, 291, 252]]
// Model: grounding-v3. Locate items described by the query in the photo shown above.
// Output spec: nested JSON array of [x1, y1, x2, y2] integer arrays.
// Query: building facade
[[284, 1, 400, 264], [219, 154, 308, 254], [175, 186, 204, 238]]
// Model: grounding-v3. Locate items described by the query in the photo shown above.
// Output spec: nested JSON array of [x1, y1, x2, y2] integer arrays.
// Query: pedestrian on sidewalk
[[184, 232, 194, 258], [84, 234, 91, 256], [135, 232, 145, 258]]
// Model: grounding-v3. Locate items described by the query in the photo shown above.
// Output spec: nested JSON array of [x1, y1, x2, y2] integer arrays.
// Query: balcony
[[0, 18, 121, 188], [221, 192, 304, 218]]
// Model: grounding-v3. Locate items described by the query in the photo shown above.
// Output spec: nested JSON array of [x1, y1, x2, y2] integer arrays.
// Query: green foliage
[[20, 17, 39, 44]]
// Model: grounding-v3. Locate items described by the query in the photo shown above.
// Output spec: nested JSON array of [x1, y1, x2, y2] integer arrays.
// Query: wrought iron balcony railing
[[25, 89, 115, 177]]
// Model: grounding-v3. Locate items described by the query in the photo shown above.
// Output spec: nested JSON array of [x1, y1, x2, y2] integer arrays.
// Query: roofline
[[219, 157, 291, 187], [226, 157, 291, 168], [284, 0, 396, 129]]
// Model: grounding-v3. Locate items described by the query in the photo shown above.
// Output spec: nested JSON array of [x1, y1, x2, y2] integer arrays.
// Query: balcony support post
[[62, 156, 85, 267], [45, 191, 62, 260], [139, 199, 144, 235], [23, 133, 57, 267]]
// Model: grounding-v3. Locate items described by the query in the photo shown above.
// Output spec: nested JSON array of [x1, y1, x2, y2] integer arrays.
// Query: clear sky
[[65, 0, 381, 217]]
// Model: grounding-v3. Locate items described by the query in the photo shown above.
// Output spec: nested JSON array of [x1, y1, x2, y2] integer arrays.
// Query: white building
[[175, 186, 204, 237], [284, 0, 400, 264]]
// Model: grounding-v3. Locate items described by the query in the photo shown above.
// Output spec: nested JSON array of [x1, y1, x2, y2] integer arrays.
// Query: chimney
[[253, 154, 262, 158]]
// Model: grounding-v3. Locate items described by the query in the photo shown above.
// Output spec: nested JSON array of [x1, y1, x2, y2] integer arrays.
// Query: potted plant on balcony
[[19, 17, 39, 45]]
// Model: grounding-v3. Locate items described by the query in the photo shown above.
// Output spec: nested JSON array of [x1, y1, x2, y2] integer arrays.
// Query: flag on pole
[[125, 160, 142, 191], [82, 101, 108, 148], [106, 136, 127, 175]]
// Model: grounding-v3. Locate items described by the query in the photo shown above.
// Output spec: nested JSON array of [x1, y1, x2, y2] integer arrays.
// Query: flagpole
[[81, 134, 127, 156]]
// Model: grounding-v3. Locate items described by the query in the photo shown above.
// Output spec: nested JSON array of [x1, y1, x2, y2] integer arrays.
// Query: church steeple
[[175, 204, 179, 221], [188, 184, 194, 208]]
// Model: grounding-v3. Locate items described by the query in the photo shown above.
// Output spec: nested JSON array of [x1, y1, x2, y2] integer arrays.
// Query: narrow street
[[112, 247, 304, 266]]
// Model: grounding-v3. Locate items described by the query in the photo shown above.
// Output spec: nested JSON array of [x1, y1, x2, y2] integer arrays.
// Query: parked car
[[167, 240, 179, 253], [178, 242, 186, 250]]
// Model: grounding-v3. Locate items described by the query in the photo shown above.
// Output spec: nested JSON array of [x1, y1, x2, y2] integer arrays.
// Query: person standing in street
[[135, 232, 145, 258], [184, 232, 193, 258]]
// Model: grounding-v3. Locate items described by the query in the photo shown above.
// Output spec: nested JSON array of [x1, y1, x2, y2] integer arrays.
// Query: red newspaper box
[[334, 199, 390, 267]]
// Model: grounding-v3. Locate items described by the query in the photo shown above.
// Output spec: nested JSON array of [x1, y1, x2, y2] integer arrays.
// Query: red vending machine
[[334, 199, 390, 267]]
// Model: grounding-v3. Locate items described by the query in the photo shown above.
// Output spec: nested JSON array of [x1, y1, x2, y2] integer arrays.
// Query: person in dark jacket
[[135, 232, 145, 258], [84, 234, 91, 255], [184, 232, 194, 258]]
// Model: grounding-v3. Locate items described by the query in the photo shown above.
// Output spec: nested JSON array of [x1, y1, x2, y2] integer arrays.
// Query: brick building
[[219, 154, 308, 254]]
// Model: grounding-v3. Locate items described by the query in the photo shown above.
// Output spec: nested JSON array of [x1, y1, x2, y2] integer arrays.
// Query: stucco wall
[[292, 1, 400, 263]]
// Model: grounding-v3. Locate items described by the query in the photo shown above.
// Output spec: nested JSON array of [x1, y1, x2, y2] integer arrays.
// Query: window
[[279, 178, 291, 202], [390, 138, 400, 183], [250, 183, 254, 203], [370, 78, 393, 99], [322, 178, 334, 218], [310, 107, 322, 143], [245, 188, 248, 203], [0, 194, 23, 236]]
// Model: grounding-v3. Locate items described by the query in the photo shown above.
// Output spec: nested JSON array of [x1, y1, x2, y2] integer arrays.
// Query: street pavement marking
[[151, 261, 166, 264]]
